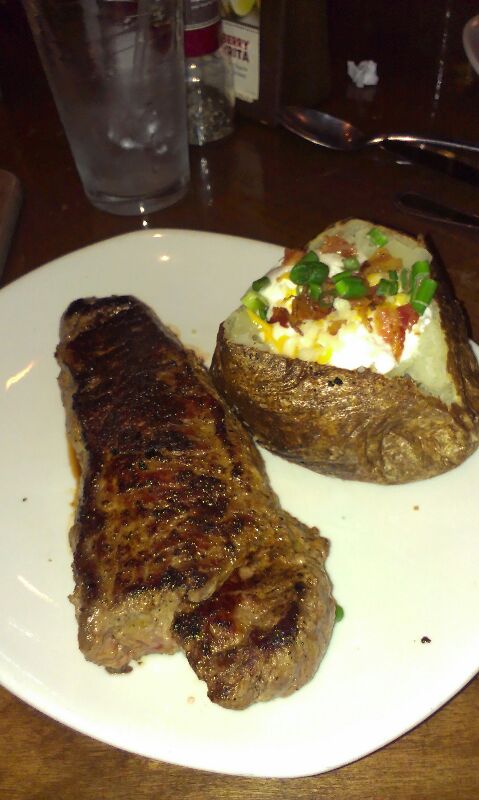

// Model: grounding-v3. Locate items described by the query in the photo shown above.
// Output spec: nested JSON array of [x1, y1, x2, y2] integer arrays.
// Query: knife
[[382, 141, 479, 187], [395, 192, 479, 230]]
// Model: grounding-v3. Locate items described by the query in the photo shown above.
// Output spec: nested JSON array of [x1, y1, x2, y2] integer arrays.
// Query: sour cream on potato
[[245, 228, 433, 374]]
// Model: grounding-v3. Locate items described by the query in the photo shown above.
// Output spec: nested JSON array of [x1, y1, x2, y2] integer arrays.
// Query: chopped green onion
[[376, 278, 396, 296], [411, 299, 429, 315], [411, 277, 438, 315], [377, 270, 399, 296], [376, 279, 388, 296], [411, 260, 430, 288], [290, 253, 329, 286], [335, 275, 368, 299], [290, 261, 313, 285], [415, 277, 437, 302], [309, 261, 329, 284], [368, 227, 388, 247], [389, 271, 399, 294], [241, 288, 268, 320], [241, 288, 257, 306], [299, 250, 321, 265], [308, 282, 322, 301], [335, 604, 344, 622], [332, 270, 352, 284], [343, 256, 360, 271], [251, 275, 270, 293], [400, 267, 409, 291]]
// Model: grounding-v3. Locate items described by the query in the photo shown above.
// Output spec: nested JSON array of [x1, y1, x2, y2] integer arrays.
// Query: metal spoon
[[281, 106, 479, 155]]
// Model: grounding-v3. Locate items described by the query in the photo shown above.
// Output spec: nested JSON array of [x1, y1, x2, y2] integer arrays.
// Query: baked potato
[[210, 219, 479, 484]]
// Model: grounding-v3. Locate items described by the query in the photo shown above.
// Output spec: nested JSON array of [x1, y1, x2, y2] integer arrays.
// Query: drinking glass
[[23, 0, 190, 215]]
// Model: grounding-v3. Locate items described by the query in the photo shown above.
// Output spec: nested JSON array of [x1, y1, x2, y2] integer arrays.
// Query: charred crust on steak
[[57, 296, 335, 706], [173, 516, 334, 709]]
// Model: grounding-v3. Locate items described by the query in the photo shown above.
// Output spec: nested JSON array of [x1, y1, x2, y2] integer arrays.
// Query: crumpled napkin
[[347, 60, 379, 88]]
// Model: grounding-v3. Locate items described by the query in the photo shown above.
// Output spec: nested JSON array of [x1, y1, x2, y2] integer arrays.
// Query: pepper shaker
[[184, 0, 235, 145]]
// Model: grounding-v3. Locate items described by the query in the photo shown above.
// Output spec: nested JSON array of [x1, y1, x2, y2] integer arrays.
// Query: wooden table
[[1, 2, 478, 797]]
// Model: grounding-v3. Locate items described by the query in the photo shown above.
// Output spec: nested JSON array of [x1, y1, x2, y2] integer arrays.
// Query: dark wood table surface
[[1, 2, 478, 797]]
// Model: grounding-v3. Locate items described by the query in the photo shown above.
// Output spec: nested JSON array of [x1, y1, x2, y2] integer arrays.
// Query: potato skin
[[211, 251, 479, 485]]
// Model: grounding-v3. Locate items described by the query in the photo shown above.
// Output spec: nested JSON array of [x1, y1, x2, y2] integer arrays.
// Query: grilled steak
[[174, 512, 334, 709], [56, 295, 334, 706]]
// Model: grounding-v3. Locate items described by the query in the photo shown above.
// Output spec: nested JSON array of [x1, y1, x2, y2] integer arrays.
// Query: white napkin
[[347, 60, 379, 88]]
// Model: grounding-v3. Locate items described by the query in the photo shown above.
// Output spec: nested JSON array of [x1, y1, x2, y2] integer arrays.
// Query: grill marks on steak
[[174, 514, 334, 709], [58, 296, 270, 668], [57, 296, 334, 705]]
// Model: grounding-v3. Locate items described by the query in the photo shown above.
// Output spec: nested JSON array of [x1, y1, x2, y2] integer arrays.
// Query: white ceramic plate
[[1, 230, 478, 779]]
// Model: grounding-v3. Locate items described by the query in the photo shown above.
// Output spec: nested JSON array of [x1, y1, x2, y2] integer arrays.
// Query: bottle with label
[[184, 0, 235, 145], [220, 0, 330, 125]]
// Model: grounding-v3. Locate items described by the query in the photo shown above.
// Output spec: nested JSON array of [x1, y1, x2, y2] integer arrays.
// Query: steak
[[174, 512, 333, 709], [56, 295, 334, 707]]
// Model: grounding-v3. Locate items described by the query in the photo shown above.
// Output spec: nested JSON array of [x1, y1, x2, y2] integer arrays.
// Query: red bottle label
[[184, 0, 220, 56]]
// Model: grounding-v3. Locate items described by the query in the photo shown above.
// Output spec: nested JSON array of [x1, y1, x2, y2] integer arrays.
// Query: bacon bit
[[269, 306, 291, 327], [374, 304, 405, 360], [320, 235, 356, 257], [356, 301, 418, 363], [351, 296, 374, 330], [321, 278, 336, 295], [282, 248, 305, 267], [349, 296, 372, 309], [328, 320, 344, 336], [397, 303, 419, 331], [321, 293, 336, 306], [361, 247, 402, 275], [290, 292, 331, 328], [366, 283, 382, 301]]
